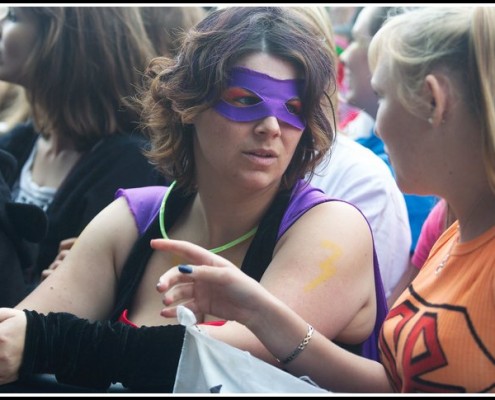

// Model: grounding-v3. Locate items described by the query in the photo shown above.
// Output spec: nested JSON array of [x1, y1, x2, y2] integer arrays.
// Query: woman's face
[[193, 52, 305, 193], [0, 7, 39, 86]]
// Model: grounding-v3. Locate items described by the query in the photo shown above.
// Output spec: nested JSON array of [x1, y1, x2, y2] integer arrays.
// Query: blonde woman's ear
[[425, 73, 448, 126]]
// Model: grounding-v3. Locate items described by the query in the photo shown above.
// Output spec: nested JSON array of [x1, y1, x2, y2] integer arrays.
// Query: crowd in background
[[0, 5, 492, 394]]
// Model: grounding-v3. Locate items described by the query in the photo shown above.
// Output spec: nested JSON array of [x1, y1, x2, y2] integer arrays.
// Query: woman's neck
[[190, 180, 279, 250], [455, 189, 495, 242], [31, 134, 82, 188], [38, 132, 79, 155]]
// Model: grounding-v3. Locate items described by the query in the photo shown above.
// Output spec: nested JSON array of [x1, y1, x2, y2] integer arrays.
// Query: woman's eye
[[222, 87, 261, 107], [286, 98, 302, 115]]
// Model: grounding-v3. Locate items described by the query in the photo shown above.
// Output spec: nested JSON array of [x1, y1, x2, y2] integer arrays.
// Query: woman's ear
[[425, 73, 448, 126]]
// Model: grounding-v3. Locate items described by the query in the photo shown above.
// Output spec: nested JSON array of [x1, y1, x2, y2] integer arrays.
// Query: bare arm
[[156, 202, 393, 392], [16, 197, 138, 321], [386, 260, 419, 309], [40, 237, 77, 281], [0, 197, 139, 386]]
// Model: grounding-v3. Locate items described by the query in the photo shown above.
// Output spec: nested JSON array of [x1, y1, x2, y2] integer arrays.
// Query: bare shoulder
[[81, 196, 140, 270], [16, 197, 140, 318], [273, 199, 373, 271]]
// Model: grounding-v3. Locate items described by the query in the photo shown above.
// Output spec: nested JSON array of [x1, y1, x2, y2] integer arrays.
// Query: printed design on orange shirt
[[379, 286, 495, 393], [304, 240, 340, 291]]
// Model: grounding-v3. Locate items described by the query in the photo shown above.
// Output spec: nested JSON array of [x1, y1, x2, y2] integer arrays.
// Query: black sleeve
[[19, 310, 185, 392]]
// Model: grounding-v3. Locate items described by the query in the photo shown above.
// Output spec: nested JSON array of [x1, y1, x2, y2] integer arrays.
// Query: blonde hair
[[288, 7, 339, 111], [369, 6, 495, 193]]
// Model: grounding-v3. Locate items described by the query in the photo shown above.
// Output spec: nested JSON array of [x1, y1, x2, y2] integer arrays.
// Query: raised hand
[[153, 238, 268, 326]]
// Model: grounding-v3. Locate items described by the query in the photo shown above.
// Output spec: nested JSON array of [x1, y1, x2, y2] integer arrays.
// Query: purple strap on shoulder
[[277, 180, 329, 240], [361, 248, 388, 362], [115, 186, 167, 235]]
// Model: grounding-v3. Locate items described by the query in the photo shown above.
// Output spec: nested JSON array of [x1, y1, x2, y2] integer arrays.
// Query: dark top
[[0, 122, 166, 286], [0, 149, 47, 307]]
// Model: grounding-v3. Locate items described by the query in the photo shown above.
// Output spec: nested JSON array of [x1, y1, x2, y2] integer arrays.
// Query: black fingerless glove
[[19, 310, 185, 392]]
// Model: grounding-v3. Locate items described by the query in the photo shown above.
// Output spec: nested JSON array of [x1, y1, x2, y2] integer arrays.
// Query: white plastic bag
[[173, 306, 328, 394]]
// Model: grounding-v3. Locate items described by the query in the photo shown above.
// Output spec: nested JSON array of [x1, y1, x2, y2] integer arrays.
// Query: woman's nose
[[254, 115, 282, 137]]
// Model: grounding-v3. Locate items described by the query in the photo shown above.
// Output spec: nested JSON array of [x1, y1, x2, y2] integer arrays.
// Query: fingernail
[[178, 264, 193, 274]]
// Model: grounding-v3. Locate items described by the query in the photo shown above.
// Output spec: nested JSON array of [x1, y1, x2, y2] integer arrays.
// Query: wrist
[[244, 292, 312, 364], [276, 323, 314, 364]]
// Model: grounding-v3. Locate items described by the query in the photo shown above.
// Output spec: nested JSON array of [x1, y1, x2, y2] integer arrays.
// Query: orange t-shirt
[[381, 221, 495, 393]]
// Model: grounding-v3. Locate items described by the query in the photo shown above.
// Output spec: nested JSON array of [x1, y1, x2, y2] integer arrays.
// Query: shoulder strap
[[110, 185, 193, 321], [277, 180, 334, 240], [115, 186, 167, 236]]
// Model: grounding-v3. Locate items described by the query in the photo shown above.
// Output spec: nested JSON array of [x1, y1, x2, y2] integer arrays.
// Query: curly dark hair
[[139, 7, 337, 193]]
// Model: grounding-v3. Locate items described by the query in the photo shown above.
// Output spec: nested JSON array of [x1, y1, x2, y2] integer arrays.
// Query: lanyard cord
[[159, 181, 258, 254]]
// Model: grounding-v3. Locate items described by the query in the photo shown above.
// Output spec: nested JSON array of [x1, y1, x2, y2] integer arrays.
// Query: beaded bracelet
[[277, 324, 314, 365]]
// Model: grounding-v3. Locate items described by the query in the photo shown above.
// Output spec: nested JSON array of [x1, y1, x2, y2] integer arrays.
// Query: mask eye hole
[[285, 98, 302, 115], [221, 87, 261, 107]]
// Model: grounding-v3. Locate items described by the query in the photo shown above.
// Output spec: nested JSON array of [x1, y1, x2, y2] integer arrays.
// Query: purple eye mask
[[213, 67, 306, 130]]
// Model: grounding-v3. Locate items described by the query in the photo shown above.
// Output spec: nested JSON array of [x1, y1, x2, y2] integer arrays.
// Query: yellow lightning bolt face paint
[[304, 240, 341, 291]]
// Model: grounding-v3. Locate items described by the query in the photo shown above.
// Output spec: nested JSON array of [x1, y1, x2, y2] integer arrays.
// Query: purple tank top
[[115, 181, 387, 362]]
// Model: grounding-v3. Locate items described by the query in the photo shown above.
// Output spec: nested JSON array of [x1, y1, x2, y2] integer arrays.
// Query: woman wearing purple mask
[[159, 6, 495, 393], [0, 7, 386, 393]]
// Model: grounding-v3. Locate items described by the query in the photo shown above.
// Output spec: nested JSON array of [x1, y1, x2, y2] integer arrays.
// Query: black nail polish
[[178, 264, 193, 274]]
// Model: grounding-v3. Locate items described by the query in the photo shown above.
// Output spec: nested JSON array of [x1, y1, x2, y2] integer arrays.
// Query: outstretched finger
[[164, 263, 240, 290], [151, 239, 220, 265]]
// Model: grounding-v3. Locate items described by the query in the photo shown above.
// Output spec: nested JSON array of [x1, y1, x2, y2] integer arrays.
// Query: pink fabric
[[118, 309, 138, 328], [411, 199, 447, 269]]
